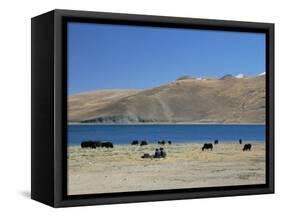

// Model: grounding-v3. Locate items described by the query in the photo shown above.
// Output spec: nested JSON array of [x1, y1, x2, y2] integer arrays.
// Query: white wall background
[[0, 0, 279, 216]]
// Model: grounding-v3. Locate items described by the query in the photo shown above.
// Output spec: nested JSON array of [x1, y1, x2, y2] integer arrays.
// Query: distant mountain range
[[68, 74, 265, 124]]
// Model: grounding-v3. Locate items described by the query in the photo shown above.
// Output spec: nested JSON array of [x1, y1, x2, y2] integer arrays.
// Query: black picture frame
[[31, 9, 274, 207]]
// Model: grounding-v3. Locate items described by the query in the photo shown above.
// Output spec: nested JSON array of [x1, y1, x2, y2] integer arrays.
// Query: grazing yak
[[81, 141, 95, 148], [81, 141, 100, 149], [202, 143, 213, 151], [214, 140, 219, 145], [168, 141, 172, 144], [158, 140, 165, 145], [131, 140, 139, 145], [81, 141, 113, 149], [243, 144, 252, 151], [140, 140, 148, 146], [101, 141, 114, 148]]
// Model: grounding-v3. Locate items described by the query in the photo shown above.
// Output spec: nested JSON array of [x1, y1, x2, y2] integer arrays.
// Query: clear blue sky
[[67, 22, 265, 95]]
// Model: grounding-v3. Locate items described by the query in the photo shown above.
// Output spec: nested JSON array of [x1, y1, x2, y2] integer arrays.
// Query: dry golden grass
[[68, 142, 265, 195]]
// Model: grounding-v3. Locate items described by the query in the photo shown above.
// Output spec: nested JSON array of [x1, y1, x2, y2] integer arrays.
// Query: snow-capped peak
[[257, 72, 266, 76], [235, 74, 244, 79], [196, 77, 207, 81]]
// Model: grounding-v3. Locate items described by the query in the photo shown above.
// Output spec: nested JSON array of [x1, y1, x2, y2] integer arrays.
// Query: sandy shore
[[67, 142, 265, 195]]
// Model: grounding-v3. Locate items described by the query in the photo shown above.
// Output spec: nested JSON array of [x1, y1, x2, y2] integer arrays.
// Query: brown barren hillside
[[68, 90, 140, 122], [68, 76, 265, 123]]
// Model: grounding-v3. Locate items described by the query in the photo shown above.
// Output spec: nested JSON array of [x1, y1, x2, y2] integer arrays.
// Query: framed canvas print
[[31, 9, 274, 207]]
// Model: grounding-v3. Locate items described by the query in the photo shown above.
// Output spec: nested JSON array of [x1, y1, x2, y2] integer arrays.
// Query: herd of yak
[[80, 139, 252, 152], [81, 141, 113, 148]]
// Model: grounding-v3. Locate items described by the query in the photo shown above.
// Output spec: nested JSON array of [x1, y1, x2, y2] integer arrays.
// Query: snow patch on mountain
[[257, 72, 266, 76], [235, 74, 244, 78]]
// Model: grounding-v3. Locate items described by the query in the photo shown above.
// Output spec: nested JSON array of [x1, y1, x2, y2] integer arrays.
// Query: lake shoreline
[[68, 124, 265, 146], [68, 140, 265, 147]]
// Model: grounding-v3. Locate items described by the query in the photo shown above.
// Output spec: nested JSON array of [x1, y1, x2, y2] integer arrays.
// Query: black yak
[[131, 140, 139, 145], [243, 144, 251, 151], [214, 140, 219, 144], [202, 143, 213, 151], [81, 141, 113, 148], [81, 141, 100, 149], [101, 141, 114, 148], [140, 140, 148, 146]]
